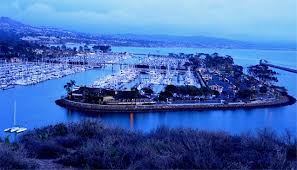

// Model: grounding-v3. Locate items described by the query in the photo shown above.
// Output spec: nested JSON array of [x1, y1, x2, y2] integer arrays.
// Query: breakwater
[[56, 95, 295, 113]]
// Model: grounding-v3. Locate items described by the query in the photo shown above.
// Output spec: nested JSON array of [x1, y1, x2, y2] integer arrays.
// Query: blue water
[[114, 47, 297, 68], [0, 47, 296, 136]]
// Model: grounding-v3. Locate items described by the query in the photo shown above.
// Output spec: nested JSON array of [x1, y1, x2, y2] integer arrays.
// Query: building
[[92, 45, 111, 53], [202, 74, 212, 81], [209, 84, 223, 93], [10, 57, 21, 63]]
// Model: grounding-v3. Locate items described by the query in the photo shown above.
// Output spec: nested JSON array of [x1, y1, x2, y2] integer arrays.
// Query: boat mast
[[13, 101, 16, 126]]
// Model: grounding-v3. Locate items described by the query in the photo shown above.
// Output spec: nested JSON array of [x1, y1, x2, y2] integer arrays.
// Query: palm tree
[[64, 80, 76, 98]]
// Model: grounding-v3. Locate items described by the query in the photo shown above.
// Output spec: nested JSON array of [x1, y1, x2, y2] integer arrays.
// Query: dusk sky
[[0, 0, 296, 43]]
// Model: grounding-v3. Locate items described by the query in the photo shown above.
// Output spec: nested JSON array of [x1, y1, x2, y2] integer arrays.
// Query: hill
[[0, 16, 295, 50], [0, 120, 296, 169]]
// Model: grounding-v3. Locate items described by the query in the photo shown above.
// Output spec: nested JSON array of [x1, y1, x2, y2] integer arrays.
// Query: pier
[[260, 60, 297, 73]]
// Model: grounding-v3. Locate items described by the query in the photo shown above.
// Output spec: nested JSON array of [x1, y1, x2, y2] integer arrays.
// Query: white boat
[[4, 128, 12, 132], [16, 128, 27, 133], [4, 127, 22, 133], [10, 127, 20, 133], [4, 101, 27, 134]]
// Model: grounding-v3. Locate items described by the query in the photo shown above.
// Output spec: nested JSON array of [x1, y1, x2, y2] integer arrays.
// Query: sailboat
[[4, 101, 27, 133]]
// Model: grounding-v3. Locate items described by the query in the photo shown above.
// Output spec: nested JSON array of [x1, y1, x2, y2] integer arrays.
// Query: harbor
[[0, 47, 296, 136], [0, 52, 132, 89], [0, 2, 296, 168]]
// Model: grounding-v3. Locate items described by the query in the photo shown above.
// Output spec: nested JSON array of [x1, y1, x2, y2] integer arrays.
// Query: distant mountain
[[0, 17, 85, 38], [110, 34, 256, 48], [0, 16, 25, 27], [115, 34, 242, 44], [112, 34, 296, 50], [0, 17, 295, 50]]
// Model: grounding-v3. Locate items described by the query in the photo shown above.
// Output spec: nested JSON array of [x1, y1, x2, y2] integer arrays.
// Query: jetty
[[260, 60, 297, 74]]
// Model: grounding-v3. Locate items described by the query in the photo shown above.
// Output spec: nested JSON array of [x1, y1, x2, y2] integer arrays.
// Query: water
[[0, 47, 296, 136], [114, 47, 297, 68]]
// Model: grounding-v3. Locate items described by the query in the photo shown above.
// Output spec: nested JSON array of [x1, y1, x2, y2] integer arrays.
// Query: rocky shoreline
[[55, 95, 296, 113]]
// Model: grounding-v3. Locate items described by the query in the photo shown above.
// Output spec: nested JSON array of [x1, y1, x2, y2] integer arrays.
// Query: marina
[[0, 52, 133, 89], [0, 47, 296, 136], [0, 2, 295, 168], [93, 66, 201, 93]]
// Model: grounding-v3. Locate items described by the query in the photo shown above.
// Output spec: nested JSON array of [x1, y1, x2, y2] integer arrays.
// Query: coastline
[[112, 45, 297, 52], [55, 95, 296, 113]]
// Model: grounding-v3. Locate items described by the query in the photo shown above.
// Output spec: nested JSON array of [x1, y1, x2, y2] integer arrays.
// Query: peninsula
[[56, 52, 296, 112]]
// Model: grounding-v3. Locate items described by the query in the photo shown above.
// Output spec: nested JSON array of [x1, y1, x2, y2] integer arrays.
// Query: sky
[[0, 0, 296, 43]]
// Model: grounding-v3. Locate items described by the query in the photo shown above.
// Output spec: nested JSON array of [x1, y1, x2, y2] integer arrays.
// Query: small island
[[56, 53, 296, 112]]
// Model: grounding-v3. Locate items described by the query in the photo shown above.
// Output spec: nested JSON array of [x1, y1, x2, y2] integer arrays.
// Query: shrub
[[20, 123, 68, 142], [20, 139, 67, 159], [10, 121, 297, 169], [54, 134, 82, 149], [56, 151, 86, 168], [34, 141, 67, 159], [0, 144, 36, 169], [69, 120, 104, 138]]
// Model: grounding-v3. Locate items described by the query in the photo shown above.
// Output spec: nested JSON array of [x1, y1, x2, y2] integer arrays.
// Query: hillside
[[0, 16, 295, 50], [0, 120, 296, 169]]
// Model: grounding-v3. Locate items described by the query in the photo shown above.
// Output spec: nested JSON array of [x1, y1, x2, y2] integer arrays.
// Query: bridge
[[260, 60, 297, 74]]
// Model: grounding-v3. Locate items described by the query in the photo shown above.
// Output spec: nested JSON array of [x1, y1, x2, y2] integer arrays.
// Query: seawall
[[55, 95, 296, 113]]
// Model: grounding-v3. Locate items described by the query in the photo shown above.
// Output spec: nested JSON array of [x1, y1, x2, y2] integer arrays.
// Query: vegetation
[[0, 35, 78, 61], [158, 90, 173, 101], [0, 143, 36, 169], [232, 65, 244, 78], [236, 89, 257, 100], [0, 40, 41, 61], [185, 54, 202, 68], [141, 87, 154, 95], [248, 64, 278, 84], [92, 45, 111, 53], [204, 53, 234, 70], [159, 85, 216, 101], [0, 120, 296, 169], [63, 80, 76, 96]]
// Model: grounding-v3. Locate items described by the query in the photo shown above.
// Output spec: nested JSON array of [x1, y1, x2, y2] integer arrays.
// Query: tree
[[130, 87, 140, 100], [203, 54, 234, 70], [183, 62, 191, 67], [200, 87, 212, 97], [158, 91, 173, 101], [142, 87, 154, 95], [259, 86, 268, 94], [79, 46, 83, 52], [211, 90, 220, 97], [188, 56, 201, 67], [225, 55, 234, 66], [61, 44, 67, 50], [236, 89, 256, 100], [92, 45, 111, 53], [186, 86, 200, 96], [165, 85, 178, 93], [232, 65, 243, 78], [64, 80, 76, 96], [248, 65, 278, 84]]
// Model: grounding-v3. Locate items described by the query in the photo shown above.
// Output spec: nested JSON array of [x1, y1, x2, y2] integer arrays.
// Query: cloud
[[0, 0, 296, 42]]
